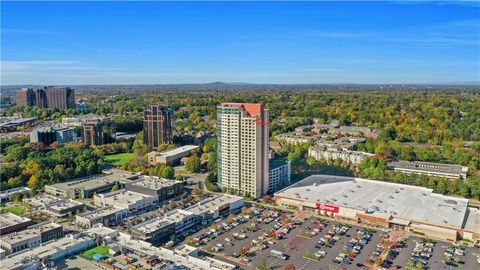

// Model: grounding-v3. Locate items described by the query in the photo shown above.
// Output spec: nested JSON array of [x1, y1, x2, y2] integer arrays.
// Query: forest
[[0, 139, 102, 192]]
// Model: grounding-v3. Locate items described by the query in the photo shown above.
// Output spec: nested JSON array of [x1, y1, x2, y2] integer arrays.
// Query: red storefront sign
[[316, 202, 339, 213]]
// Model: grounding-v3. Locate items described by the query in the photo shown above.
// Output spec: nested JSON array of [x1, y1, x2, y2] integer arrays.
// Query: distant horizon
[[2, 1, 479, 85], [3, 80, 480, 87]]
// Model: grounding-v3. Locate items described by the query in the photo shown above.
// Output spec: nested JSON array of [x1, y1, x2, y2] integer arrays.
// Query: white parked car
[[315, 251, 324, 258]]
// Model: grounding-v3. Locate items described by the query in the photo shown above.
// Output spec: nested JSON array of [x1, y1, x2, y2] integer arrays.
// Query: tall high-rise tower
[[143, 105, 175, 150], [15, 88, 36, 106], [216, 103, 269, 198], [44, 86, 75, 109], [15, 86, 75, 109]]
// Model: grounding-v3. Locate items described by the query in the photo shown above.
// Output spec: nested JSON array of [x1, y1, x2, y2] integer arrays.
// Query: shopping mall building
[[274, 175, 479, 243]]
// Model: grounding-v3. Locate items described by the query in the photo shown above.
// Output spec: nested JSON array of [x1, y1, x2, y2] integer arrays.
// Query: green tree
[[185, 155, 201, 173], [207, 151, 217, 173], [160, 166, 175, 179], [111, 182, 121, 192]]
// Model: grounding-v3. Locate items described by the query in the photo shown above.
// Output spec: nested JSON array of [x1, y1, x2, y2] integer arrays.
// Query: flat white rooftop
[[276, 175, 469, 229], [152, 145, 199, 157], [1, 223, 61, 244], [0, 187, 31, 200], [132, 209, 191, 234], [129, 175, 179, 190], [185, 194, 242, 216], [46, 199, 84, 212], [1, 226, 116, 270], [77, 207, 124, 220], [100, 190, 153, 208], [23, 194, 62, 207], [387, 161, 468, 176], [0, 213, 31, 229]]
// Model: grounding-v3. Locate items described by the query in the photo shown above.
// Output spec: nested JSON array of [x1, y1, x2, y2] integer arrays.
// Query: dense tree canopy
[[1, 139, 102, 191]]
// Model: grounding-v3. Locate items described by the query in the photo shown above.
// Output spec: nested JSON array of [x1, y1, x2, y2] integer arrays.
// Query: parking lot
[[183, 205, 480, 270], [393, 237, 480, 270], [186, 207, 390, 269]]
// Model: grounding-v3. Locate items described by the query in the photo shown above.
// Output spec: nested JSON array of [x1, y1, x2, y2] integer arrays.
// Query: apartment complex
[[268, 160, 291, 193], [143, 105, 175, 150], [82, 117, 116, 145], [275, 132, 323, 144], [387, 161, 469, 180], [308, 145, 375, 165], [216, 103, 269, 198], [16, 87, 75, 109]]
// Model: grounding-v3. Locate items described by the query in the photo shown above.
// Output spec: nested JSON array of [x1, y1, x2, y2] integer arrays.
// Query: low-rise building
[[125, 175, 183, 201], [0, 213, 34, 235], [0, 187, 31, 204], [23, 194, 62, 207], [147, 145, 199, 166], [0, 117, 37, 133], [45, 174, 120, 199], [308, 146, 374, 165], [387, 161, 469, 180], [1, 225, 117, 270], [117, 233, 236, 270], [294, 125, 315, 133], [268, 160, 291, 193], [315, 136, 365, 151], [275, 132, 322, 144], [274, 175, 479, 243], [23, 194, 85, 216], [183, 194, 244, 223], [76, 207, 128, 228], [131, 209, 197, 246], [131, 194, 243, 246], [43, 199, 85, 217], [94, 189, 158, 214], [0, 222, 63, 255], [327, 125, 372, 137]]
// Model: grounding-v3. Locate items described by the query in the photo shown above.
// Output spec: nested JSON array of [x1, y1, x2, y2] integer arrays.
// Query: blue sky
[[1, 1, 479, 85]]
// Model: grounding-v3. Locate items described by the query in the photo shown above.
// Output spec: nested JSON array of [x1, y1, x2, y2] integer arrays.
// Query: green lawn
[[104, 152, 134, 166], [2, 205, 26, 215], [81, 245, 110, 260]]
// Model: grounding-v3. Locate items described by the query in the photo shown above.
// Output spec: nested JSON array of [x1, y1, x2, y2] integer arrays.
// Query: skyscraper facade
[[44, 86, 75, 109], [82, 117, 116, 145], [15, 88, 36, 106], [216, 103, 269, 198], [143, 105, 174, 150], [15, 86, 75, 109]]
